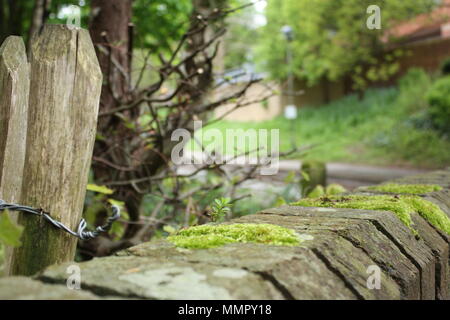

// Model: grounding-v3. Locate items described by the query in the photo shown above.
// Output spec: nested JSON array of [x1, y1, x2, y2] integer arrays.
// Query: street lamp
[[281, 25, 297, 147], [281, 25, 294, 42]]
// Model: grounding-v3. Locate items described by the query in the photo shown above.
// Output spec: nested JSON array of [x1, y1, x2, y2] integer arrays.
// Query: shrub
[[426, 76, 450, 135], [397, 68, 431, 114], [398, 68, 429, 91], [441, 57, 450, 75]]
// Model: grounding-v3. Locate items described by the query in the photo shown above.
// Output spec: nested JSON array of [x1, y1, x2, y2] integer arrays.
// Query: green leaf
[[274, 197, 287, 207], [284, 171, 296, 184], [326, 184, 347, 196], [163, 225, 177, 235], [107, 198, 125, 207], [87, 184, 115, 195], [307, 185, 325, 198], [0, 211, 24, 247], [110, 221, 125, 239], [301, 171, 310, 182], [96, 133, 106, 142]]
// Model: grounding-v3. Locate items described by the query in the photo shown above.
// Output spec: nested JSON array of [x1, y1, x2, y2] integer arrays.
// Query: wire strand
[[0, 199, 120, 240]]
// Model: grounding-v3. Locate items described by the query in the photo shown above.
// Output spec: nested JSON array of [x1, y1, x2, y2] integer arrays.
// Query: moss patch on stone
[[366, 183, 442, 194], [292, 195, 450, 236], [167, 223, 301, 249]]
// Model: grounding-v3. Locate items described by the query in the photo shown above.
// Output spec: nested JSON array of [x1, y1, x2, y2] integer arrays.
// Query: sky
[[253, 0, 267, 27]]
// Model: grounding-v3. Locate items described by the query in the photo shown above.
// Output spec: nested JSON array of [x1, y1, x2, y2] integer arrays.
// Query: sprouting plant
[[209, 197, 232, 222]]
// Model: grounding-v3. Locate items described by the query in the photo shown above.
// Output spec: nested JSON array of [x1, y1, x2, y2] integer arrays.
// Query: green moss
[[305, 183, 347, 198], [366, 183, 442, 194], [0, 242, 4, 277], [167, 223, 301, 249], [292, 195, 450, 236], [325, 183, 347, 196], [307, 185, 325, 198]]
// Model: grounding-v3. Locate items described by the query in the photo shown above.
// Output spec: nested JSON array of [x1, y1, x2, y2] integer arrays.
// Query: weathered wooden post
[[0, 37, 30, 274], [5, 25, 102, 276], [0, 36, 29, 205]]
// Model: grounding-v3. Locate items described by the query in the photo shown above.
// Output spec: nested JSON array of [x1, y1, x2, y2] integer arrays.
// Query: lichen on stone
[[167, 223, 301, 249], [366, 183, 442, 194], [292, 195, 450, 236]]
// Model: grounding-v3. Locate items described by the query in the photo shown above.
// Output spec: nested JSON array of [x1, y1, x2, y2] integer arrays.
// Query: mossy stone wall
[[0, 169, 449, 300]]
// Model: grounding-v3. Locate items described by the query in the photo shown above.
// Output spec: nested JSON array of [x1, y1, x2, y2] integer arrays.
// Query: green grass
[[194, 72, 450, 169]]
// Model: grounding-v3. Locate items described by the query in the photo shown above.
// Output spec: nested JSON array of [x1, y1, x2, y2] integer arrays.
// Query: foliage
[[274, 197, 287, 207], [305, 183, 347, 198], [0, 242, 4, 276], [292, 194, 450, 236], [86, 184, 114, 195], [440, 56, 450, 75], [42, 0, 192, 56], [167, 223, 301, 249], [47, 0, 192, 53], [83, 183, 128, 239], [306, 185, 325, 198], [0, 211, 23, 248], [79, 0, 280, 257], [132, 0, 192, 52], [367, 183, 442, 194], [0, 0, 35, 43], [426, 76, 450, 136], [162, 225, 178, 235], [0, 211, 22, 274], [222, 0, 261, 69], [209, 197, 232, 222], [256, 0, 437, 89], [300, 160, 326, 197], [47, 0, 91, 28], [204, 69, 450, 168], [326, 184, 348, 196]]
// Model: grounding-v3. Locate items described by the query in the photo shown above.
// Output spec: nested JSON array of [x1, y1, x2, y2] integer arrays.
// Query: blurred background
[[0, 0, 449, 264]]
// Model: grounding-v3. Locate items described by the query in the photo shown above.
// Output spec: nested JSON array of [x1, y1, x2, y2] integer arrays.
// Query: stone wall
[[0, 169, 449, 300]]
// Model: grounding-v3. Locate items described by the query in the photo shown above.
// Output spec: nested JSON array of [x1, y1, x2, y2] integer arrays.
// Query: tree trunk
[[90, 0, 132, 116], [185, 0, 227, 109], [83, 0, 229, 257], [0, 1, 5, 43], [27, 0, 51, 49], [1, 0, 27, 44], [86, 0, 142, 256], [322, 77, 330, 105]]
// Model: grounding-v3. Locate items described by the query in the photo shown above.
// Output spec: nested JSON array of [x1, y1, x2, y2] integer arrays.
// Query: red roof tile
[[385, 0, 450, 43]]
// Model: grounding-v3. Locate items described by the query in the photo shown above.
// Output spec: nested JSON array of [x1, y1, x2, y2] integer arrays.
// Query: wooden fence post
[[6, 25, 102, 276], [0, 37, 30, 274], [0, 36, 29, 204]]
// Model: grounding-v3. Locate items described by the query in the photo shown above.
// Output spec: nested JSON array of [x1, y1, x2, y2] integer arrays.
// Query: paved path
[[278, 160, 431, 188], [179, 152, 431, 189]]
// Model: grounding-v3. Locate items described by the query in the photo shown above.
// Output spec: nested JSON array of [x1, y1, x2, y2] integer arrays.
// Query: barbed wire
[[0, 199, 120, 240]]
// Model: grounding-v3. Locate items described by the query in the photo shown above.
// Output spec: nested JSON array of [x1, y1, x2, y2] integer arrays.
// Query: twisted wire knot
[[0, 199, 120, 240]]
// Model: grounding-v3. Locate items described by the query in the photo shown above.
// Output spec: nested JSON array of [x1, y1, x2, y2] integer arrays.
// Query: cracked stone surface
[[38, 256, 284, 300], [119, 242, 357, 299], [0, 277, 99, 300], [258, 207, 437, 299]]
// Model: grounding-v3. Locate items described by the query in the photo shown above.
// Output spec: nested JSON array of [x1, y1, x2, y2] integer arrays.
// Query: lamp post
[[281, 25, 297, 147]]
